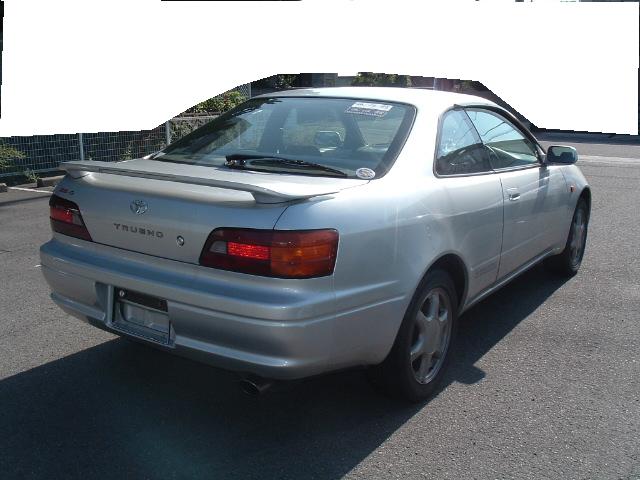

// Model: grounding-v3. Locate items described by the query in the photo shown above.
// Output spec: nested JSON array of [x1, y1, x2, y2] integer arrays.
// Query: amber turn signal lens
[[270, 230, 339, 278]]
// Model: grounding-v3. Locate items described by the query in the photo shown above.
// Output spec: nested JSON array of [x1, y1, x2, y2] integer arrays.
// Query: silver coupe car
[[40, 87, 590, 401]]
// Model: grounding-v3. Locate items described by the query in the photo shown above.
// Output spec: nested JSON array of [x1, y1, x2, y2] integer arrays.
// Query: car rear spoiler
[[61, 160, 344, 204]]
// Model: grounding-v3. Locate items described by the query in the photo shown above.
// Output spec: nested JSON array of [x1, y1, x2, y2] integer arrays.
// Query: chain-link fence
[[233, 83, 251, 101], [0, 84, 249, 179], [166, 115, 219, 147], [0, 116, 217, 178]]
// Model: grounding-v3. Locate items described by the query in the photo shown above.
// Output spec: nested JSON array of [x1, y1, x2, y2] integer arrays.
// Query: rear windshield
[[155, 97, 416, 179]]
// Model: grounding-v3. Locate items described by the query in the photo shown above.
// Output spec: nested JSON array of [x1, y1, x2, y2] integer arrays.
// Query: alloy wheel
[[410, 288, 453, 384], [570, 207, 587, 265]]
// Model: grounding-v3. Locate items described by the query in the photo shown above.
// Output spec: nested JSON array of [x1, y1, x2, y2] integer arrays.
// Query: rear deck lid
[[56, 159, 365, 263]]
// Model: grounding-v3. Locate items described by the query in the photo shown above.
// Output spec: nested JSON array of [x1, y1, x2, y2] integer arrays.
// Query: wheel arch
[[420, 252, 469, 312], [579, 186, 592, 214]]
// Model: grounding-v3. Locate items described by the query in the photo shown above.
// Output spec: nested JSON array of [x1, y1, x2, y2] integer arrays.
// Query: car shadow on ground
[[0, 265, 568, 480], [445, 264, 569, 388]]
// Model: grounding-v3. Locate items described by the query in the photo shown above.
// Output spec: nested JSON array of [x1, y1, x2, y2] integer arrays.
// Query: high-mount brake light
[[199, 228, 339, 278], [49, 194, 92, 241]]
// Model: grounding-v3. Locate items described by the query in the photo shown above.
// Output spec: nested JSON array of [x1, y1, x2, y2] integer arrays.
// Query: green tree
[[352, 73, 412, 87], [0, 142, 26, 169], [270, 74, 298, 89], [253, 74, 299, 91], [187, 90, 247, 114]]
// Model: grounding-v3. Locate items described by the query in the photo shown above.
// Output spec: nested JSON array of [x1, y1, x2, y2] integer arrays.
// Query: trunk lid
[[56, 159, 365, 264]]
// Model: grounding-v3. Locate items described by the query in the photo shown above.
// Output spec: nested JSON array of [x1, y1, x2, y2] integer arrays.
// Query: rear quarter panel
[[273, 103, 504, 364]]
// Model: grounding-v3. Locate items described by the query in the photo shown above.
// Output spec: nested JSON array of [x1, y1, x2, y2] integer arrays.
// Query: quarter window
[[465, 109, 539, 169], [435, 110, 492, 176]]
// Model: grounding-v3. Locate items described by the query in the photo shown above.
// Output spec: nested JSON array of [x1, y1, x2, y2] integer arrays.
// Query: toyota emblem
[[130, 200, 148, 215]]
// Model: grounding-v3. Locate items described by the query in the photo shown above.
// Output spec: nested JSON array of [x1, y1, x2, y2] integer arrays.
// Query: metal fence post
[[165, 121, 172, 146], [78, 133, 85, 161], [247, 82, 252, 98]]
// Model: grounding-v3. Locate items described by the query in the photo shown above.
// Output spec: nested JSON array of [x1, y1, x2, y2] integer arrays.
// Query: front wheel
[[368, 269, 458, 402], [544, 198, 589, 277]]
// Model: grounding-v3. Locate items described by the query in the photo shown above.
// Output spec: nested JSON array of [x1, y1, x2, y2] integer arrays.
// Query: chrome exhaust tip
[[239, 375, 274, 396]]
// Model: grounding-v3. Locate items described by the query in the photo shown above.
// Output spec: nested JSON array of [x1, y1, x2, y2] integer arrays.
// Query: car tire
[[368, 269, 458, 403], [544, 198, 589, 277]]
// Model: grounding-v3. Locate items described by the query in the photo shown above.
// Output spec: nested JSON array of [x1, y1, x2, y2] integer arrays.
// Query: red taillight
[[49, 194, 92, 241], [199, 228, 339, 278]]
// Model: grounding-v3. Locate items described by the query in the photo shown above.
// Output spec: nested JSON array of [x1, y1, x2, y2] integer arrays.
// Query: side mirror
[[314, 131, 342, 148], [546, 145, 578, 165]]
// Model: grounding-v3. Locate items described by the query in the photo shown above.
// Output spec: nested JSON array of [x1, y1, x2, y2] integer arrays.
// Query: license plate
[[111, 288, 171, 345]]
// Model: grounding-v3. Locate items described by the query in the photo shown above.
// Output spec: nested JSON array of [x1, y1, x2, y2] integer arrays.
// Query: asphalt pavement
[[0, 142, 639, 480]]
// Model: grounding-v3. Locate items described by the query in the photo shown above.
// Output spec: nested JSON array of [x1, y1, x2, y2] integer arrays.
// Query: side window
[[465, 109, 539, 169], [435, 110, 492, 176]]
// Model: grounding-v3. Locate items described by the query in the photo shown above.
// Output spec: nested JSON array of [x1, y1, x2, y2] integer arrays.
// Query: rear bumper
[[40, 237, 404, 379]]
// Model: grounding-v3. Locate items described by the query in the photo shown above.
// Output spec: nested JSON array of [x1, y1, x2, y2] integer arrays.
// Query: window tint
[[281, 105, 346, 156], [435, 110, 492, 175], [353, 107, 405, 147], [199, 106, 272, 153], [158, 97, 415, 178], [465, 110, 539, 169]]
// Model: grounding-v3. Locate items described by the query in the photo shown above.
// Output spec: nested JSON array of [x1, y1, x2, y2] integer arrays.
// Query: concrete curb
[[0, 183, 7, 193], [36, 175, 64, 188]]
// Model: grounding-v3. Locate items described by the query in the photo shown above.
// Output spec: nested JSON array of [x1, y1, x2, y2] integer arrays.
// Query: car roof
[[255, 86, 499, 111]]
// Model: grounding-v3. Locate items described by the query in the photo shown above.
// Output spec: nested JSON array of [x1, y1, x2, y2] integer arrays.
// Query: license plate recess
[[111, 288, 171, 345]]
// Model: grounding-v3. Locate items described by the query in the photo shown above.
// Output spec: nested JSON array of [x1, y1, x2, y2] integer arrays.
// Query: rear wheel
[[544, 198, 589, 276], [369, 269, 458, 402]]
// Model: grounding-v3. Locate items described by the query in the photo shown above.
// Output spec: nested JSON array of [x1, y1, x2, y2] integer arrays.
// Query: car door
[[465, 108, 567, 279], [434, 109, 504, 300]]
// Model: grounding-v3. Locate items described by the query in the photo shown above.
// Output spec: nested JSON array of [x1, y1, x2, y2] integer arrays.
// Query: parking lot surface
[[1, 141, 639, 479]]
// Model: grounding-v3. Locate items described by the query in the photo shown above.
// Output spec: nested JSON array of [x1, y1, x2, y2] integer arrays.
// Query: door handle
[[506, 188, 520, 201]]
